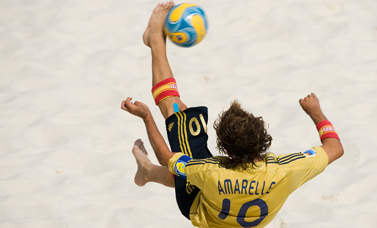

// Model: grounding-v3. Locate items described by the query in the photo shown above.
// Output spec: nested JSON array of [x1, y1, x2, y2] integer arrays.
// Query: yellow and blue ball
[[164, 3, 208, 48]]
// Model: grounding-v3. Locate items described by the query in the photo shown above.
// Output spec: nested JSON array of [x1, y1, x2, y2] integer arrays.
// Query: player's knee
[[158, 97, 187, 119]]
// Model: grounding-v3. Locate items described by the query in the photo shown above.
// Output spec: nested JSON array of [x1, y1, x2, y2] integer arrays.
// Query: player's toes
[[164, 1, 172, 10], [169, 0, 175, 8], [134, 138, 143, 147]]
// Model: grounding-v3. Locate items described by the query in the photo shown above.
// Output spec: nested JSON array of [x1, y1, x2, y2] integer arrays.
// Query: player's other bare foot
[[143, 1, 175, 47], [132, 139, 151, 186]]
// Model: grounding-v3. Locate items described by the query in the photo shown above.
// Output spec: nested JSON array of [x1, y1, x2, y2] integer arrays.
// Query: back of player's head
[[213, 100, 272, 169]]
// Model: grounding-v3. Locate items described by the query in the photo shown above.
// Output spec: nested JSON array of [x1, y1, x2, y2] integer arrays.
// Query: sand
[[1, 0, 377, 227]]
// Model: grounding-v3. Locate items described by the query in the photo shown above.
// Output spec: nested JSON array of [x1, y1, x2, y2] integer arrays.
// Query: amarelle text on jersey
[[218, 179, 276, 195]]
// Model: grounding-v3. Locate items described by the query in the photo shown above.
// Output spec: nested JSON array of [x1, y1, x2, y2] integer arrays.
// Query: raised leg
[[132, 139, 174, 188], [143, 1, 188, 119]]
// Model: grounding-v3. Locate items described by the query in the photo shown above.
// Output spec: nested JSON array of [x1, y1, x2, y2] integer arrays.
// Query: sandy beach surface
[[1, 0, 377, 227]]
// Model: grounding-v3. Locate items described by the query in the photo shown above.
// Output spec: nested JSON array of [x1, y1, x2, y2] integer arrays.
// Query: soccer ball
[[164, 3, 208, 48]]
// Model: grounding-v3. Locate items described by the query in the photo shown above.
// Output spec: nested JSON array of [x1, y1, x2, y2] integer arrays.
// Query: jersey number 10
[[218, 198, 268, 227]]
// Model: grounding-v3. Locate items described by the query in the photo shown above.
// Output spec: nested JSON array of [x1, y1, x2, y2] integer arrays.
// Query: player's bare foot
[[143, 1, 175, 47], [132, 139, 151, 186]]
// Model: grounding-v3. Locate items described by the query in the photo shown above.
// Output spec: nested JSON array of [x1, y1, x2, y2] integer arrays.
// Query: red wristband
[[316, 120, 340, 141]]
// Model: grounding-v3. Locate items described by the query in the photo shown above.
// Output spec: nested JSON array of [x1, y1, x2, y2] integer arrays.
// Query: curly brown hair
[[213, 100, 272, 169]]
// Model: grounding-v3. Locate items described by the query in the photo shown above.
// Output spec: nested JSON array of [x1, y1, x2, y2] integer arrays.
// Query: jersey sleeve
[[168, 153, 192, 179], [279, 146, 328, 192], [169, 154, 223, 190]]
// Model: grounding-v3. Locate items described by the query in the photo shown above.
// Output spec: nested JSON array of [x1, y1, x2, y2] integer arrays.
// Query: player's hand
[[121, 97, 151, 119], [299, 93, 325, 123]]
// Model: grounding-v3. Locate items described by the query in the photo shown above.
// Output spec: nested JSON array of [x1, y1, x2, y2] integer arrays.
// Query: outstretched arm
[[121, 97, 174, 167], [299, 93, 344, 165]]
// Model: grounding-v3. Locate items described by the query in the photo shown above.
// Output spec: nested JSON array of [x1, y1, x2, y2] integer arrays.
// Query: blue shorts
[[165, 106, 212, 219]]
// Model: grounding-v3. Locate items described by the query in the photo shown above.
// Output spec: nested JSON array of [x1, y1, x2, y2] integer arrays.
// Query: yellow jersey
[[168, 146, 328, 228]]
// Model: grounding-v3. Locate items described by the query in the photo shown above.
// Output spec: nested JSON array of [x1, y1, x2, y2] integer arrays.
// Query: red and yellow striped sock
[[151, 78, 180, 105]]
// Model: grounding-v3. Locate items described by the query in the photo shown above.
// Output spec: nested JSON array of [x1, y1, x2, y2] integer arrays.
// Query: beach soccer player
[[121, 1, 344, 227]]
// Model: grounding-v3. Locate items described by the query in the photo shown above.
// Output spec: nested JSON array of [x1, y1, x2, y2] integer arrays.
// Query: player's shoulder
[[268, 147, 327, 171], [186, 156, 229, 169]]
